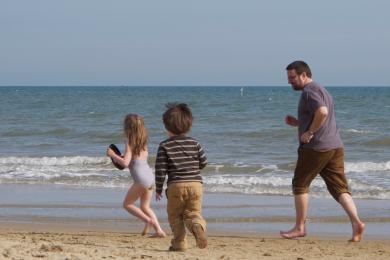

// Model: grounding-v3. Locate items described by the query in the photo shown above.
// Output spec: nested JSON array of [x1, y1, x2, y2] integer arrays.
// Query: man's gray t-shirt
[[298, 81, 343, 150]]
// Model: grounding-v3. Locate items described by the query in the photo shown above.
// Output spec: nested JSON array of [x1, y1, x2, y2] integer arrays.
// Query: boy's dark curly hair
[[163, 103, 193, 135]]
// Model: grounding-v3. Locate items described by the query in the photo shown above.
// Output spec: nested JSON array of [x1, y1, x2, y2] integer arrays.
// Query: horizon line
[[1, 85, 389, 88]]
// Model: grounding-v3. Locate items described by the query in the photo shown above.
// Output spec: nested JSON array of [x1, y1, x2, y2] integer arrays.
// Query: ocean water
[[1, 86, 389, 200]]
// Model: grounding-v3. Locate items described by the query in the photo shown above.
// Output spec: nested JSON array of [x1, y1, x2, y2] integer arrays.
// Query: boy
[[155, 103, 208, 251]]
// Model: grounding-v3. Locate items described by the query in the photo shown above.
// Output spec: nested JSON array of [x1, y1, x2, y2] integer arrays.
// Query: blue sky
[[1, 0, 389, 86]]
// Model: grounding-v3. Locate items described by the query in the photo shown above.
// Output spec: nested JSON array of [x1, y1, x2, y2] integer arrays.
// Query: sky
[[1, 0, 389, 86]]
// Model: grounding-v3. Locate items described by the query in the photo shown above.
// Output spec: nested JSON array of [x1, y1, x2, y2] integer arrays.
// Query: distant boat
[[240, 87, 244, 96]]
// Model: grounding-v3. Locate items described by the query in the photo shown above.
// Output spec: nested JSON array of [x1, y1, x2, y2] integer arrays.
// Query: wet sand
[[1, 184, 390, 259], [1, 222, 389, 260]]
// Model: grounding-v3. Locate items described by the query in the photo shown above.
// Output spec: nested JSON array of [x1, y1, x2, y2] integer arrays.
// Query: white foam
[[345, 129, 371, 134], [203, 174, 390, 199], [206, 175, 290, 186], [345, 161, 390, 173], [255, 164, 279, 173], [209, 164, 225, 173], [0, 156, 119, 183], [0, 156, 109, 166], [1, 156, 389, 199]]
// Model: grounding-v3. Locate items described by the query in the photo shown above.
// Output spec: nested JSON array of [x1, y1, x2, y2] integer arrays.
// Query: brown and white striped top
[[155, 135, 207, 194]]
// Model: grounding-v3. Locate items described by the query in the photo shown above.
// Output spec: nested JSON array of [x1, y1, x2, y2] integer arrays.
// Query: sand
[[1, 186, 389, 259], [1, 225, 389, 260]]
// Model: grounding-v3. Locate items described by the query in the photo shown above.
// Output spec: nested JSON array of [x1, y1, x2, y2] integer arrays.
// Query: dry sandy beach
[[1, 186, 390, 259], [1, 223, 389, 260]]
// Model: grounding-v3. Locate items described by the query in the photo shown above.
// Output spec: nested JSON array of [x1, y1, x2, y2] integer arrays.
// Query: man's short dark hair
[[163, 102, 193, 135], [286, 60, 312, 78]]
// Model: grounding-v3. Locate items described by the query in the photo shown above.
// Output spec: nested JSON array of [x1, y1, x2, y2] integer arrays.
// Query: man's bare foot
[[349, 222, 365, 242], [280, 227, 306, 239]]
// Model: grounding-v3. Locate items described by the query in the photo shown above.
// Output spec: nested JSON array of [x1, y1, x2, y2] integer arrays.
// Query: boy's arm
[[198, 143, 207, 169], [155, 145, 168, 197]]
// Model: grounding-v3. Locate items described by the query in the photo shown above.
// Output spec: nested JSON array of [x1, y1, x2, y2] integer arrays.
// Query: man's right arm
[[300, 106, 328, 144]]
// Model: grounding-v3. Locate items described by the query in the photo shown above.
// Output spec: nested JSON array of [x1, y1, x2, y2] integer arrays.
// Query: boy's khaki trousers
[[167, 182, 206, 250]]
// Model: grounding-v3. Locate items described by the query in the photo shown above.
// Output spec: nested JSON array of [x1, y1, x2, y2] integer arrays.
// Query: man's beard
[[291, 84, 301, 91]]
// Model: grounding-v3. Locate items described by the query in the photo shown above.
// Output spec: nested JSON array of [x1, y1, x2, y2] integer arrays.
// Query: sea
[[0, 86, 389, 236]]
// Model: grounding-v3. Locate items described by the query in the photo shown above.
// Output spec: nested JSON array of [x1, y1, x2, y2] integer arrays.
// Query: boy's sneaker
[[192, 224, 208, 249], [168, 246, 186, 252]]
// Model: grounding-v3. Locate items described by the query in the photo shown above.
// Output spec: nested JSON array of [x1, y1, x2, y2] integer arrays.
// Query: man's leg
[[280, 193, 308, 238], [338, 193, 365, 242], [281, 148, 333, 239], [321, 148, 365, 242]]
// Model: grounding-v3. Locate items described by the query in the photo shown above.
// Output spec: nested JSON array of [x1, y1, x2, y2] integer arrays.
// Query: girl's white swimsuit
[[129, 159, 154, 189]]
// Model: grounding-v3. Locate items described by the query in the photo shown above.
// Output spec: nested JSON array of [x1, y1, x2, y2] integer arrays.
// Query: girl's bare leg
[[123, 184, 154, 224], [140, 188, 166, 237]]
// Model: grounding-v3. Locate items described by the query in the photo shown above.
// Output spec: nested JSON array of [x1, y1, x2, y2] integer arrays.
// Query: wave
[[2, 128, 73, 138], [0, 156, 389, 199], [204, 163, 290, 175], [204, 175, 390, 199], [344, 129, 372, 134], [345, 161, 390, 172], [2, 129, 121, 142], [1, 156, 388, 174], [364, 137, 390, 147], [0, 156, 109, 166]]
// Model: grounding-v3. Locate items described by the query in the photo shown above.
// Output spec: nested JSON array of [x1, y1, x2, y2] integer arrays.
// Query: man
[[281, 60, 365, 242]]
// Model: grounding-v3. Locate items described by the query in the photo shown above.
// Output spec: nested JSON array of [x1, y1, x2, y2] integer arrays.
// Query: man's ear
[[300, 72, 309, 82]]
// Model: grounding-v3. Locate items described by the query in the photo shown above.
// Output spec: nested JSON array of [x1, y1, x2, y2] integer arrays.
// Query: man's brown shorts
[[293, 147, 350, 201]]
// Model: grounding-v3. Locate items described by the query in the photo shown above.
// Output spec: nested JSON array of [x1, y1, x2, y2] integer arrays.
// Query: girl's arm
[[107, 142, 132, 168]]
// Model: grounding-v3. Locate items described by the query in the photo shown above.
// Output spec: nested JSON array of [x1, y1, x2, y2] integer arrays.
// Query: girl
[[107, 114, 166, 237]]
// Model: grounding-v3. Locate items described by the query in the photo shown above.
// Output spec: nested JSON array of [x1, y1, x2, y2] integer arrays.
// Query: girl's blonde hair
[[123, 114, 148, 157]]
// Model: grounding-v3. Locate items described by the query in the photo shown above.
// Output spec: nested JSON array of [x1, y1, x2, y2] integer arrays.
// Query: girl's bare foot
[[141, 223, 149, 236], [280, 226, 306, 239], [145, 218, 166, 238], [349, 222, 365, 242], [149, 231, 166, 238], [152, 224, 166, 238], [141, 218, 155, 236]]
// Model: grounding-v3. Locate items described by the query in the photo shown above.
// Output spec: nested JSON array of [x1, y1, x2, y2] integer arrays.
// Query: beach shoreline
[[1, 184, 390, 237], [0, 216, 389, 240], [1, 220, 389, 260], [1, 184, 390, 258]]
